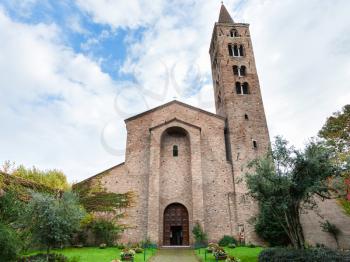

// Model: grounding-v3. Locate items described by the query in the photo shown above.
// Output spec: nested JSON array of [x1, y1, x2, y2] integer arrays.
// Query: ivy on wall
[[73, 175, 135, 220]]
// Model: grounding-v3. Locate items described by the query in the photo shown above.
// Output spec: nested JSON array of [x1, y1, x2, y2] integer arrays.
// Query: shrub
[[24, 192, 85, 254], [225, 256, 241, 262], [91, 219, 122, 246], [228, 243, 236, 248], [134, 247, 144, 253], [139, 238, 157, 249], [218, 235, 237, 247], [207, 243, 219, 253], [118, 244, 125, 249], [0, 222, 21, 262], [192, 222, 208, 246], [213, 247, 227, 259], [247, 243, 256, 248], [120, 248, 135, 260], [258, 248, 350, 262], [18, 253, 68, 262]]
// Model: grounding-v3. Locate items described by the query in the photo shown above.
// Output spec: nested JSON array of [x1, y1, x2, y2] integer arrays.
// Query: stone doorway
[[163, 203, 189, 246]]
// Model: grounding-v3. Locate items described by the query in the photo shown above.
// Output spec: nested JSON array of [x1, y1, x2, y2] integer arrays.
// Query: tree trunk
[[284, 203, 305, 249], [46, 246, 50, 262]]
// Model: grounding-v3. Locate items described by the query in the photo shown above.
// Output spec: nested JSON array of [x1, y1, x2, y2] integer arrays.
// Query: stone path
[[150, 248, 199, 262]]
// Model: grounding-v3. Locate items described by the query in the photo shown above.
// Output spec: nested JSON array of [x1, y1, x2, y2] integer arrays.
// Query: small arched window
[[231, 44, 244, 57], [244, 114, 249, 120], [239, 45, 244, 56], [233, 44, 239, 56], [228, 44, 233, 56], [235, 82, 242, 94], [239, 66, 246, 76], [230, 29, 239, 37], [173, 145, 178, 157], [233, 65, 239, 75], [235, 82, 250, 95], [242, 82, 249, 94]]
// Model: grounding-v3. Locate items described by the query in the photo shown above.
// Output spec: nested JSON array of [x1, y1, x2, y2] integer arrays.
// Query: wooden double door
[[163, 203, 189, 246]]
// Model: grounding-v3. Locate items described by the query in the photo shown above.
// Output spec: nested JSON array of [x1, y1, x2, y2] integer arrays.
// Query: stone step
[[160, 245, 192, 249]]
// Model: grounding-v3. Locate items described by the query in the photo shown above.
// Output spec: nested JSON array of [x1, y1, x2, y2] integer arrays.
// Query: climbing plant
[[73, 175, 134, 220]]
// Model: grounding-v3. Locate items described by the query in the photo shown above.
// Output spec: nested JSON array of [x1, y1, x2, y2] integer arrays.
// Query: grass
[[22, 247, 156, 262], [196, 247, 264, 262]]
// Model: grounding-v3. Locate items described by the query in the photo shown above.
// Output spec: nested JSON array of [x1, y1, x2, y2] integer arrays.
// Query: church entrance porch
[[163, 203, 189, 246]]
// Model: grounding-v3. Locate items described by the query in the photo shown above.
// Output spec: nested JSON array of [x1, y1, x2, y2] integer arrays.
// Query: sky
[[1, 0, 350, 183]]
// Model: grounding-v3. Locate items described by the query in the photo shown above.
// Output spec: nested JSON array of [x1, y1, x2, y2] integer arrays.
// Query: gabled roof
[[73, 162, 125, 186], [149, 117, 202, 132], [218, 3, 234, 24], [124, 100, 225, 122]]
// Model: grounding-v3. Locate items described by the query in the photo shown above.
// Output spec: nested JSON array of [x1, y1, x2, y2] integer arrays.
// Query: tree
[[319, 105, 350, 210], [13, 165, 69, 190], [254, 203, 291, 247], [0, 222, 21, 262], [0, 190, 25, 226], [319, 105, 350, 162], [246, 136, 339, 249], [24, 191, 85, 257]]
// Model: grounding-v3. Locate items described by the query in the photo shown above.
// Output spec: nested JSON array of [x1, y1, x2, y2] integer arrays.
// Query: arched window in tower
[[235, 82, 242, 94], [228, 44, 233, 56], [217, 91, 222, 105], [233, 44, 239, 56], [242, 82, 249, 94], [252, 140, 258, 149], [173, 145, 178, 157], [239, 66, 246, 76], [236, 82, 250, 95], [233, 65, 239, 75], [239, 45, 244, 56], [230, 29, 239, 37]]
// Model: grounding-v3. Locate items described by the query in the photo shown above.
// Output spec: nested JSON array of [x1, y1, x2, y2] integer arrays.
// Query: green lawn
[[196, 247, 263, 262], [23, 247, 156, 262]]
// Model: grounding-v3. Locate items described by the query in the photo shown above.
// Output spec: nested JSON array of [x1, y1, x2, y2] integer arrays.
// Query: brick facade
[[77, 4, 350, 248]]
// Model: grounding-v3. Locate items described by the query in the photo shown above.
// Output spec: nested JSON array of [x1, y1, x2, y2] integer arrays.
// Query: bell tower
[[209, 4, 270, 243]]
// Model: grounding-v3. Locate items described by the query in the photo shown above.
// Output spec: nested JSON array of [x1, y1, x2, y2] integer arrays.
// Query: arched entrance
[[163, 203, 189, 246]]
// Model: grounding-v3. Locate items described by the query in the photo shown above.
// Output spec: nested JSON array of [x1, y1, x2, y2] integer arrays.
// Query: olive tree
[[246, 137, 339, 249], [25, 191, 85, 256]]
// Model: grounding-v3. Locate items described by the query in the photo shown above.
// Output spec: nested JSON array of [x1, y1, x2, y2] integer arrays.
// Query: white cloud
[[239, 0, 350, 147], [118, 0, 350, 148], [75, 0, 164, 29], [1, 0, 350, 183], [0, 7, 126, 182]]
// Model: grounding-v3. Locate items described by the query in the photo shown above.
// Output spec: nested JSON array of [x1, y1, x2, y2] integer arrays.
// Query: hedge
[[259, 248, 350, 262]]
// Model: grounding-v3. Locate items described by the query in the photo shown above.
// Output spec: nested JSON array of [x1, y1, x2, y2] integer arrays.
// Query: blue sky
[[1, 0, 350, 182]]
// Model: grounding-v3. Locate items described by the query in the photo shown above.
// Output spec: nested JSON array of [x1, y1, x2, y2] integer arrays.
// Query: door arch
[[163, 203, 189, 246]]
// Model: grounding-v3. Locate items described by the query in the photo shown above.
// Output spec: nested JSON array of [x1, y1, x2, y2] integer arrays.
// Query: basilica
[[77, 4, 350, 248]]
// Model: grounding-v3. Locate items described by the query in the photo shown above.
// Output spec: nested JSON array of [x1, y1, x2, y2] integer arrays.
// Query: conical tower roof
[[218, 3, 234, 23]]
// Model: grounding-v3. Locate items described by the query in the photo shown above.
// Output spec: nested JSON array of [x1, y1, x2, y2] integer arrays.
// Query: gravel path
[[150, 248, 199, 262]]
